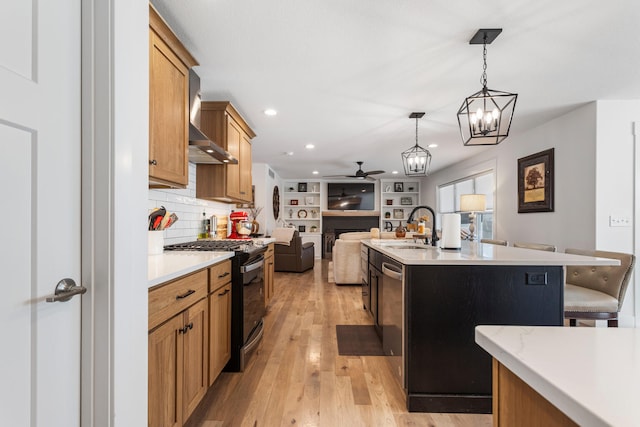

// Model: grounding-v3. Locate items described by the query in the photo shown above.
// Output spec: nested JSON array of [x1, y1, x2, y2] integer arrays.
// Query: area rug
[[335, 325, 384, 356]]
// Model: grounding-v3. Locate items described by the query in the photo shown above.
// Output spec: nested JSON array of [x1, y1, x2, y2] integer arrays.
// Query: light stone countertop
[[476, 325, 640, 427], [362, 240, 620, 266], [148, 251, 234, 288], [253, 237, 276, 245], [148, 238, 275, 288]]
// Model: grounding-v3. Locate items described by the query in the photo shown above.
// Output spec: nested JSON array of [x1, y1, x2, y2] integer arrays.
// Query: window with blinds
[[437, 170, 495, 240]]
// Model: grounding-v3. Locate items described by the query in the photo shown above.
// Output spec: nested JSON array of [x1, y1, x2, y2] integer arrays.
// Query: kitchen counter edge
[[148, 251, 235, 288], [361, 239, 620, 266]]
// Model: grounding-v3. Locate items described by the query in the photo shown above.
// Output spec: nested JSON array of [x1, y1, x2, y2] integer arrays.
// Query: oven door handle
[[241, 255, 265, 273]]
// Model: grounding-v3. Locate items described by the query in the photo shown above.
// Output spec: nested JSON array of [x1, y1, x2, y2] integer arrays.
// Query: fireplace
[[322, 214, 379, 258]]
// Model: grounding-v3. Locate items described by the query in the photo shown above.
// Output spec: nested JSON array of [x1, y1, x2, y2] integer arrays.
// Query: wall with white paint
[[594, 100, 640, 324], [424, 102, 598, 252]]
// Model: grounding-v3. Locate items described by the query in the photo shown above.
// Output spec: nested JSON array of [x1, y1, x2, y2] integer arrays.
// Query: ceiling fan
[[324, 161, 385, 181]]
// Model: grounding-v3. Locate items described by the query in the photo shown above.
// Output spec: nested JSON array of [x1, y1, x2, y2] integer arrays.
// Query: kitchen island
[[476, 325, 640, 426], [361, 240, 618, 413]]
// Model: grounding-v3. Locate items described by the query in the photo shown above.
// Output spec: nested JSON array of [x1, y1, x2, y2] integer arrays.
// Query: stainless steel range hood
[[188, 69, 238, 164]]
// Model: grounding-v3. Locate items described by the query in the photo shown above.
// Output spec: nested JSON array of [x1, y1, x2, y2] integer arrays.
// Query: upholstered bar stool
[[513, 242, 557, 252], [480, 238, 508, 246], [564, 249, 635, 327]]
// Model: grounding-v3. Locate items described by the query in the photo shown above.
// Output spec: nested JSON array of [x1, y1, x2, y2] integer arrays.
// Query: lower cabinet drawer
[[149, 269, 208, 330], [208, 259, 232, 292]]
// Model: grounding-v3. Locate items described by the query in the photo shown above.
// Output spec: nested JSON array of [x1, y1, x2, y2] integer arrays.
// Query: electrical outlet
[[609, 215, 632, 227], [526, 272, 547, 285]]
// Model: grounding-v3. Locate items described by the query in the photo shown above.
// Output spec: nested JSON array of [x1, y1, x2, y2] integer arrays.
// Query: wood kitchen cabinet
[[181, 298, 208, 421], [208, 260, 232, 385], [149, 314, 183, 427], [492, 359, 578, 427], [196, 101, 255, 203], [264, 243, 275, 306], [148, 270, 208, 427], [148, 5, 198, 188]]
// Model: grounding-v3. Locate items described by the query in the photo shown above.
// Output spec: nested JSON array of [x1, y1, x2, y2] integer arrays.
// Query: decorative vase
[[395, 225, 406, 238]]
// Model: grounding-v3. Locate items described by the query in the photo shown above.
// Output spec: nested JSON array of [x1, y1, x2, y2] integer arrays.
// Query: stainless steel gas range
[[164, 239, 267, 371]]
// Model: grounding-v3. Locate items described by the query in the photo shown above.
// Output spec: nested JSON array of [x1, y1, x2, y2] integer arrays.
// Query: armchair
[[274, 230, 314, 273], [331, 232, 371, 284]]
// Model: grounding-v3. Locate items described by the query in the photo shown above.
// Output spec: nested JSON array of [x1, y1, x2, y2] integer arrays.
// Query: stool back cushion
[[565, 249, 635, 309]]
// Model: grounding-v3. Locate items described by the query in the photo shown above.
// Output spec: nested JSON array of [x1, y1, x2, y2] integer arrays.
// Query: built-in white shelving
[[282, 180, 322, 257], [379, 179, 420, 231]]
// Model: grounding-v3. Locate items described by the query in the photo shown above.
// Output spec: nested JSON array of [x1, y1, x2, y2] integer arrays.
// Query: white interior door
[[0, 1, 81, 426]]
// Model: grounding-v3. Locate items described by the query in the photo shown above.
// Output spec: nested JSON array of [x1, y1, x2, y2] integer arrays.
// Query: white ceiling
[[151, 0, 640, 180]]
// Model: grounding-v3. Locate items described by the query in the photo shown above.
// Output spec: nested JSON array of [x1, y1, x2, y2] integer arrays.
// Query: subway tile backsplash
[[148, 163, 231, 245]]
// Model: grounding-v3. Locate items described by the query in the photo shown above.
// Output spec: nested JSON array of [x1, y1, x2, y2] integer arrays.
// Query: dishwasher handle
[[382, 262, 403, 281]]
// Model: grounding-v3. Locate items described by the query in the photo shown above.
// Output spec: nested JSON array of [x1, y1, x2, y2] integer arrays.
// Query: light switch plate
[[609, 215, 631, 227]]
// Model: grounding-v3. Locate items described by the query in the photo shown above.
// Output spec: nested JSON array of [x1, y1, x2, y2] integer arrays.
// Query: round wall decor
[[272, 186, 280, 220]]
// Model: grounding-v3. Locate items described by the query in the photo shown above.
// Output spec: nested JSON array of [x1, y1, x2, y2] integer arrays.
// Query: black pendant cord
[[481, 35, 488, 92], [415, 117, 419, 148]]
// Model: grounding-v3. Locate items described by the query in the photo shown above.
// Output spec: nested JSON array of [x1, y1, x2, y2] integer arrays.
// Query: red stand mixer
[[227, 211, 252, 239]]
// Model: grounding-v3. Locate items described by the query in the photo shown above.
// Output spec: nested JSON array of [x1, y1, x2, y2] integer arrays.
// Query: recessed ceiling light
[[312, 171, 319, 175], [264, 109, 277, 116], [428, 143, 438, 148], [392, 171, 399, 174], [305, 144, 315, 149]]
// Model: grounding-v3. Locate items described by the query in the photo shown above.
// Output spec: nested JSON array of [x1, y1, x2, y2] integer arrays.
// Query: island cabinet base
[[404, 264, 564, 413], [493, 359, 578, 426]]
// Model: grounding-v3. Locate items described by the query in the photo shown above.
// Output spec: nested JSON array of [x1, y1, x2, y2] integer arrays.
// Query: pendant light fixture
[[402, 112, 432, 177], [457, 28, 517, 146]]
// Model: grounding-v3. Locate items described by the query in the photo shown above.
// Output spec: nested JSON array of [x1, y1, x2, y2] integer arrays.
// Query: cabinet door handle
[[149, 159, 157, 166], [178, 322, 193, 334], [218, 288, 230, 297], [217, 272, 230, 279], [175, 289, 195, 300]]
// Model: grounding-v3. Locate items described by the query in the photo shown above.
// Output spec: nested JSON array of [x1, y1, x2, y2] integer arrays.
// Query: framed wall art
[[518, 148, 554, 213]]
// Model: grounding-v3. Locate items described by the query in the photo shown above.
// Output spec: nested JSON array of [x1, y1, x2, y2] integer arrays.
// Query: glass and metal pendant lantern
[[402, 112, 432, 177], [457, 28, 517, 146]]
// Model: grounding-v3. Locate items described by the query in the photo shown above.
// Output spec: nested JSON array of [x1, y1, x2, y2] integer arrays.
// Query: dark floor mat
[[336, 325, 384, 356]]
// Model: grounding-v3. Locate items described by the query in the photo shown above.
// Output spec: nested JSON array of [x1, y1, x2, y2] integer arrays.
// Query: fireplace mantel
[[322, 211, 380, 217]]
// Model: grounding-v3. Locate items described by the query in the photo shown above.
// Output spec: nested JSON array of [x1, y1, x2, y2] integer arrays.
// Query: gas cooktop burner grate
[[163, 240, 251, 252]]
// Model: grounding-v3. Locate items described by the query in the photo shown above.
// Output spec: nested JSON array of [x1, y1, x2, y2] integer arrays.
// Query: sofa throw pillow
[[272, 227, 296, 246]]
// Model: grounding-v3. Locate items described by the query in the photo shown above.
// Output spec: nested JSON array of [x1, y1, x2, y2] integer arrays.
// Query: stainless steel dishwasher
[[380, 254, 404, 387]]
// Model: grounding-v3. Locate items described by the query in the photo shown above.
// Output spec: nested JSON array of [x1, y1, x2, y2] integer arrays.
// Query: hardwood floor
[[185, 259, 492, 427]]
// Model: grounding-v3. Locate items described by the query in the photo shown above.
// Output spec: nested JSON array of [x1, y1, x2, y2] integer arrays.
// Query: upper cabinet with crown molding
[[148, 4, 198, 188], [196, 102, 255, 203]]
